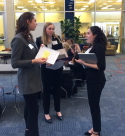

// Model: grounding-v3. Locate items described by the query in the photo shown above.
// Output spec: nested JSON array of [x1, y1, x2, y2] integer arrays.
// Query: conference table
[[0, 64, 17, 74], [0, 51, 12, 57], [0, 51, 12, 64], [0, 64, 70, 74]]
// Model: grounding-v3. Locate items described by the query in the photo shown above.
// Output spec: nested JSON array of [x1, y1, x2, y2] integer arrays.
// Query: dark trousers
[[41, 67, 63, 114], [23, 92, 40, 136], [87, 82, 105, 132]]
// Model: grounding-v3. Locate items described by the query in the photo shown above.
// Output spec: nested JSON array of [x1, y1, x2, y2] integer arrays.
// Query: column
[[4, 0, 15, 48]]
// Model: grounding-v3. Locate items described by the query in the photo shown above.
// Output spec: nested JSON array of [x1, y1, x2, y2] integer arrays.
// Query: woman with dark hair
[[75, 26, 107, 136], [36, 22, 63, 123], [11, 12, 47, 136]]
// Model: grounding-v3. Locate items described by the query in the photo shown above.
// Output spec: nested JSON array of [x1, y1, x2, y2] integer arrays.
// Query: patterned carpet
[[0, 53, 125, 136]]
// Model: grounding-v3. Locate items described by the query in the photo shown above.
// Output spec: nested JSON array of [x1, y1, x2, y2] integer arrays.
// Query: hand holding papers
[[35, 46, 60, 65]]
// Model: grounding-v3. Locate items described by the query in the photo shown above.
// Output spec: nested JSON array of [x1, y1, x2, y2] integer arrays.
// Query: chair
[[13, 85, 43, 114], [82, 46, 89, 53], [13, 85, 24, 114], [105, 42, 116, 55], [0, 86, 6, 115]]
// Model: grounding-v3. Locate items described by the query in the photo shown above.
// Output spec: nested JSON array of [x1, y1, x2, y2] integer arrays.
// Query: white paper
[[35, 46, 60, 65], [46, 61, 64, 70]]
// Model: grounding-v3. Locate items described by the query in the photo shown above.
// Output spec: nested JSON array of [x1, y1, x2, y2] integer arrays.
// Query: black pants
[[87, 82, 105, 132], [41, 67, 63, 114], [23, 92, 40, 136]]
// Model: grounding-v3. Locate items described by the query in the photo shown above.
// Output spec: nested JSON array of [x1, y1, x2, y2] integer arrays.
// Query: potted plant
[[60, 16, 83, 44]]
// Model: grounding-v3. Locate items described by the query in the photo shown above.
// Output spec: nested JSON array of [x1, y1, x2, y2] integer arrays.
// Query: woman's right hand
[[32, 58, 47, 64], [41, 44, 45, 47]]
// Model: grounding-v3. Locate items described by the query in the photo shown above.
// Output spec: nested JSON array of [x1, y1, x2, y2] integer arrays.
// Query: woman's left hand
[[75, 59, 86, 65]]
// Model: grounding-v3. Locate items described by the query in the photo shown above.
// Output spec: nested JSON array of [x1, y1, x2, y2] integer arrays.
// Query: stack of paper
[[35, 46, 60, 65]]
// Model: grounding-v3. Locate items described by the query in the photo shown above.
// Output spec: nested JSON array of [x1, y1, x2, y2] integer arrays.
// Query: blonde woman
[[36, 22, 63, 123]]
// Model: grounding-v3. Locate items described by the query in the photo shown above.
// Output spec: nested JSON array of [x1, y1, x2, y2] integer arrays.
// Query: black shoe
[[44, 116, 52, 123], [84, 131, 92, 135], [57, 115, 63, 120]]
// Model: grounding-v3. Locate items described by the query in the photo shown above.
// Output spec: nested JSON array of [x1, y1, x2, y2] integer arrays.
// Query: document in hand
[[35, 46, 60, 65], [78, 53, 97, 64]]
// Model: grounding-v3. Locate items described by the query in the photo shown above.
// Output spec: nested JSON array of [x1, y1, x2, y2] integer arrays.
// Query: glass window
[[95, 12, 121, 36], [0, 0, 4, 11], [14, 0, 64, 12], [36, 13, 44, 23], [44, 0, 64, 12], [95, 12, 121, 51], [75, 12, 94, 33], [96, 0, 122, 11], [75, 0, 95, 11], [45, 12, 64, 22]]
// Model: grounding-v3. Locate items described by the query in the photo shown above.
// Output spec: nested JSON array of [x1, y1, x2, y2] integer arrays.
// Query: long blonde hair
[[42, 22, 61, 45]]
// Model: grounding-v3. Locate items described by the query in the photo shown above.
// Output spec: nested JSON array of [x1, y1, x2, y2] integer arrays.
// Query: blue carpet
[[0, 53, 125, 136]]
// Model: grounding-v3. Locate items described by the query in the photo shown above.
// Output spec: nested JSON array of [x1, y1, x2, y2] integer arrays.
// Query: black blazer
[[85, 44, 106, 84], [36, 36, 63, 50], [36, 35, 63, 72]]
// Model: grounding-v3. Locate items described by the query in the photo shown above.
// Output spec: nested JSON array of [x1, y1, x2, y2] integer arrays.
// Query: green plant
[[60, 16, 82, 44]]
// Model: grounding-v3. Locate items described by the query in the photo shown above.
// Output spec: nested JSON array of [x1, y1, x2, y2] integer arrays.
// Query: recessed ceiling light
[[76, 2, 87, 3], [22, 8, 28, 10], [35, 0, 42, 3], [44, 2, 55, 4], [81, 8, 86, 10], [83, 6, 89, 7], [17, 6, 24, 8], [116, 0, 122, 2], [101, 7, 108, 9]]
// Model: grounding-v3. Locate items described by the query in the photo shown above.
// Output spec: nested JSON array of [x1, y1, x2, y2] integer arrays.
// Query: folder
[[78, 53, 97, 64]]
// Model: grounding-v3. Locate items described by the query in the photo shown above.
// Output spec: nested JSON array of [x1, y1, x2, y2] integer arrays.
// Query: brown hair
[[42, 22, 61, 45], [16, 12, 35, 41]]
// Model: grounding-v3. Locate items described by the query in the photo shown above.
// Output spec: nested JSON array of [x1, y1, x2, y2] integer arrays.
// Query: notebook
[[78, 53, 97, 64]]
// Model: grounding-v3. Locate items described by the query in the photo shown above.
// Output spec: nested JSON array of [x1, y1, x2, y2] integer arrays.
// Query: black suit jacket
[[85, 44, 106, 84], [36, 35, 63, 72], [36, 36, 63, 50]]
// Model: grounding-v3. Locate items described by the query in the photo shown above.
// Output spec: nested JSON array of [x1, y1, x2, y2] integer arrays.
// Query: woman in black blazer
[[36, 22, 63, 123], [76, 26, 107, 136], [11, 12, 46, 136]]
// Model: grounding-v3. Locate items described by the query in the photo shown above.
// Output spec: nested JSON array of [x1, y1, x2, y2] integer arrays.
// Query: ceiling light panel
[[35, 0, 42, 3]]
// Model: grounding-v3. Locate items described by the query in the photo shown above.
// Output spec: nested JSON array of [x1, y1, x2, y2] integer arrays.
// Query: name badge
[[28, 44, 34, 49], [52, 40, 58, 45]]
